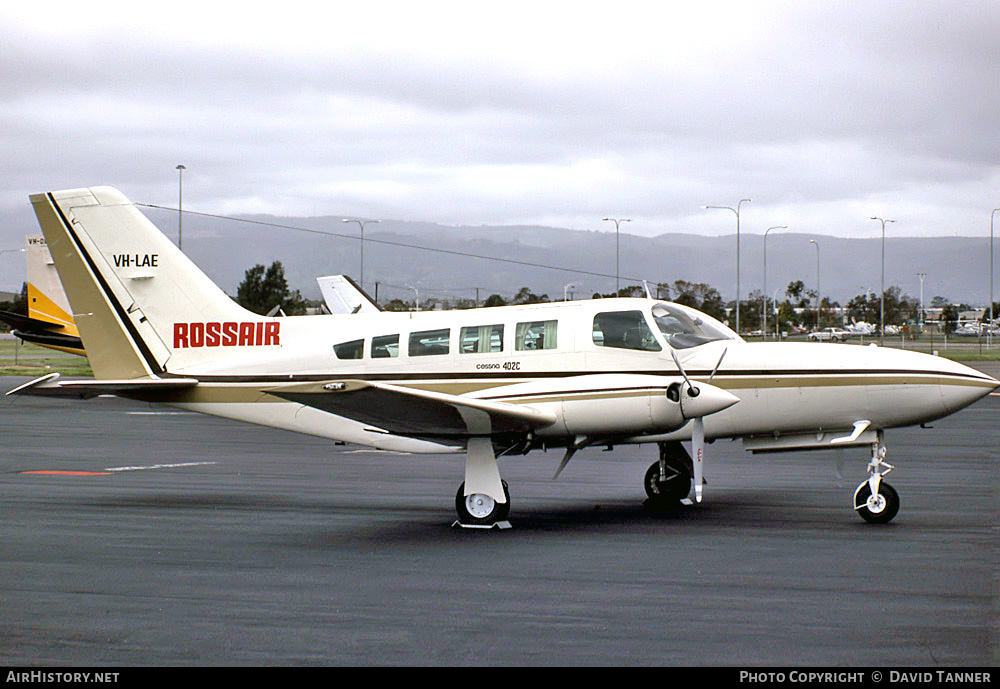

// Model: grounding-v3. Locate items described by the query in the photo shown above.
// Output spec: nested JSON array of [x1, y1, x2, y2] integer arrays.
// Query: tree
[[235, 261, 306, 315], [483, 294, 507, 308], [511, 287, 549, 305], [671, 281, 726, 323], [940, 304, 959, 336], [786, 280, 806, 305]]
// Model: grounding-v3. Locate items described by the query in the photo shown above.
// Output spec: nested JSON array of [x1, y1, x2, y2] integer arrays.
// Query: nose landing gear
[[854, 430, 899, 524]]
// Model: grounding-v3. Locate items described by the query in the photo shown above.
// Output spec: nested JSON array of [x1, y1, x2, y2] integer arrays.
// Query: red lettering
[[175, 321, 278, 348], [264, 321, 280, 346], [205, 322, 221, 347], [189, 322, 204, 347], [238, 322, 255, 346], [221, 322, 238, 346], [173, 322, 189, 349]]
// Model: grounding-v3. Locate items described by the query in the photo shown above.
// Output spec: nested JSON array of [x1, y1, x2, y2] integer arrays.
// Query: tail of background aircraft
[[30, 187, 271, 379], [0, 234, 86, 355]]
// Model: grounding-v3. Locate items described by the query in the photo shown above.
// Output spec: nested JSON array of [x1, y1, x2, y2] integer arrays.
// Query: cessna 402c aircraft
[[9, 187, 998, 526]]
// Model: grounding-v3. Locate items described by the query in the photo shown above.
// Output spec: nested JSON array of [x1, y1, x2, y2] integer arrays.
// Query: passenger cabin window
[[593, 310, 661, 351], [333, 339, 364, 359], [515, 320, 558, 351], [652, 303, 732, 349], [460, 324, 504, 353], [409, 328, 450, 356], [372, 334, 399, 358]]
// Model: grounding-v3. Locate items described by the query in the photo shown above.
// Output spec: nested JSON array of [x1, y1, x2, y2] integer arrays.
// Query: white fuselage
[[160, 298, 997, 454]]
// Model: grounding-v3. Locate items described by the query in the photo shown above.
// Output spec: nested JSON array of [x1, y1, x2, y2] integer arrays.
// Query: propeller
[[670, 348, 735, 503]]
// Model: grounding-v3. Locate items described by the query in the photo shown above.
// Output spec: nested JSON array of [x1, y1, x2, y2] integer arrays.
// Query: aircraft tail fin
[[25, 234, 78, 334], [317, 275, 381, 314], [29, 187, 266, 379]]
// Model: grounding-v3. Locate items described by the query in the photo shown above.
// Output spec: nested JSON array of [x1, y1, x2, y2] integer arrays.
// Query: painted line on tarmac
[[20, 470, 111, 476], [104, 461, 218, 472]]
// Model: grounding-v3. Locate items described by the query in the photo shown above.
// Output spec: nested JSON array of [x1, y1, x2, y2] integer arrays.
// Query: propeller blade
[[707, 347, 728, 384], [670, 350, 695, 394], [692, 416, 705, 503]]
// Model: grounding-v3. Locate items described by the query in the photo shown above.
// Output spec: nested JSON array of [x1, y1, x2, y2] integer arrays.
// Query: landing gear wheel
[[644, 459, 691, 507], [855, 481, 899, 524], [455, 480, 510, 525]]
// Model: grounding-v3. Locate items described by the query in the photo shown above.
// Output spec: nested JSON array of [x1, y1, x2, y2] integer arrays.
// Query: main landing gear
[[455, 480, 510, 526], [644, 441, 694, 507], [853, 430, 899, 524]]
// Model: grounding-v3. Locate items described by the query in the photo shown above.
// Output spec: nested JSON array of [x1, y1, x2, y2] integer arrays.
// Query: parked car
[[807, 327, 851, 342]]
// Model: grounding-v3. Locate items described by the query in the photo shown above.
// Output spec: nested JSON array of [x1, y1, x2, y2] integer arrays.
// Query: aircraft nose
[[680, 382, 740, 419]]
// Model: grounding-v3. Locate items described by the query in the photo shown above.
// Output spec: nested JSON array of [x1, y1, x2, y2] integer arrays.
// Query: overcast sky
[[2, 0, 999, 243]]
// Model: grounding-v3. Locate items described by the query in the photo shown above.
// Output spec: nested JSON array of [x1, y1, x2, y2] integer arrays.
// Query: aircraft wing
[[266, 379, 557, 438], [7, 373, 199, 399]]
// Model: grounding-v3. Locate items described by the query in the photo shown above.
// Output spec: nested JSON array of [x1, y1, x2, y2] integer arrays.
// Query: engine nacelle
[[474, 374, 688, 437]]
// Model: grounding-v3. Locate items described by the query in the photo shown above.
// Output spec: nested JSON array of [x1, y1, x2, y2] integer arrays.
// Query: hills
[[1, 203, 994, 307]]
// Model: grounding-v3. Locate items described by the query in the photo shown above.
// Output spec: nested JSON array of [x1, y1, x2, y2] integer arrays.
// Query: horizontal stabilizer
[[0, 310, 64, 334], [7, 372, 198, 399], [266, 379, 557, 438]]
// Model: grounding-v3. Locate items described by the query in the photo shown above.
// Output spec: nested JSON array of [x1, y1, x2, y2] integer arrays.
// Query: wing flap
[[265, 379, 557, 438]]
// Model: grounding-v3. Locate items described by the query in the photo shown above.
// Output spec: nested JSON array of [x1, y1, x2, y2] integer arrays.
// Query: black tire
[[644, 459, 691, 506], [855, 481, 899, 524], [455, 480, 510, 525]]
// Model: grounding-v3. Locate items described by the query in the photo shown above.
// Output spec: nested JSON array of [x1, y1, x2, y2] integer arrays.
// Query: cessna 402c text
[[10, 187, 998, 526]]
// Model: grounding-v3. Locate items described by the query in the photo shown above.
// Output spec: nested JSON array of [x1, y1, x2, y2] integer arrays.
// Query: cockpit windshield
[[651, 303, 734, 349]]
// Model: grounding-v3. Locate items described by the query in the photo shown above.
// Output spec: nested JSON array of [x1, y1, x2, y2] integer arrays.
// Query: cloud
[[2, 0, 999, 241]]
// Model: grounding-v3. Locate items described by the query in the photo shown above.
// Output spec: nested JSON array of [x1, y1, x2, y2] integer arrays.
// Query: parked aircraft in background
[[317, 275, 381, 315], [9, 188, 998, 527], [0, 234, 85, 355], [845, 321, 875, 336]]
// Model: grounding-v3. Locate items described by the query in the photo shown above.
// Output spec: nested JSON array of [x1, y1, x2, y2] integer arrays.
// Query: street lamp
[[563, 282, 577, 301], [762, 225, 787, 341], [175, 165, 186, 251], [703, 198, 751, 333], [602, 218, 630, 295], [342, 218, 380, 291], [990, 208, 999, 347], [809, 239, 820, 330], [871, 216, 895, 345], [916, 272, 926, 332]]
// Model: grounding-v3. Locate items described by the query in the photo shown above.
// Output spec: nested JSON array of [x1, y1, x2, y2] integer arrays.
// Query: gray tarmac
[[0, 376, 996, 667]]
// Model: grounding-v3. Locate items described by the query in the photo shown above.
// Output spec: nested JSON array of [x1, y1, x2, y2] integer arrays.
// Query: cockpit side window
[[652, 303, 732, 349], [592, 310, 661, 351]]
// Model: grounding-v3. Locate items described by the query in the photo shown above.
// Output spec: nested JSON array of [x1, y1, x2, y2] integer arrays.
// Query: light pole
[[916, 272, 926, 333], [809, 239, 820, 330], [990, 208, 999, 347], [703, 198, 751, 333], [342, 218, 380, 291], [871, 216, 894, 345], [175, 165, 186, 251], [602, 218, 630, 295], [563, 282, 577, 301], [762, 225, 787, 341]]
